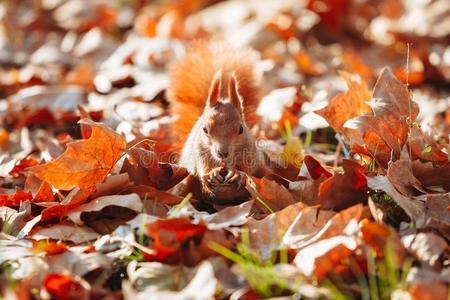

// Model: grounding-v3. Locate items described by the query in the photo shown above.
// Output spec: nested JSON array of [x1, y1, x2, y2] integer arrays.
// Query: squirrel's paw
[[223, 169, 246, 190], [206, 168, 224, 187]]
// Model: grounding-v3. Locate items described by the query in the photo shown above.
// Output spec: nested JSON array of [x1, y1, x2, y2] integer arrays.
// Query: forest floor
[[0, 1, 449, 299]]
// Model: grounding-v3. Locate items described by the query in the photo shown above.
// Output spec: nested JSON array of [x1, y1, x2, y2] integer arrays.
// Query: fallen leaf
[[282, 205, 336, 247], [366, 175, 425, 223], [0, 189, 32, 207], [32, 240, 68, 255], [407, 281, 449, 300], [124, 261, 217, 300], [30, 222, 100, 243], [319, 160, 368, 210], [411, 160, 450, 191], [247, 176, 297, 213], [289, 204, 365, 250], [344, 68, 419, 166], [43, 273, 89, 300], [387, 158, 426, 196], [29, 118, 126, 191], [67, 193, 142, 225], [24, 174, 55, 203], [294, 235, 357, 280], [409, 126, 449, 165], [315, 71, 372, 139], [290, 155, 332, 205], [145, 217, 208, 264], [125, 147, 189, 190], [402, 232, 447, 269], [247, 202, 307, 260], [360, 221, 406, 263]]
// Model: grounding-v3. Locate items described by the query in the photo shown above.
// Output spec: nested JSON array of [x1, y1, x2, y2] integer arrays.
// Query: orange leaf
[[315, 71, 372, 140], [361, 222, 406, 263], [29, 119, 126, 191]]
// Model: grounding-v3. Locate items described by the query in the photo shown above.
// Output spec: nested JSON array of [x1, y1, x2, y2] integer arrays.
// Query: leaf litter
[[0, 0, 449, 299]]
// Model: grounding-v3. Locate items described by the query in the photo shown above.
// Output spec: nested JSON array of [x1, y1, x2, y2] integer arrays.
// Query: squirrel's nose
[[218, 151, 229, 159]]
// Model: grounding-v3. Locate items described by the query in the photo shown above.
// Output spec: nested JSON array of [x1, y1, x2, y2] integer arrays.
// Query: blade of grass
[[169, 192, 193, 217]]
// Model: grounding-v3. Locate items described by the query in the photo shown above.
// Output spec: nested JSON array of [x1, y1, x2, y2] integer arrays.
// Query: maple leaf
[[29, 118, 126, 191], [344, 67, 419, 166], [315, 71, 372, 139]]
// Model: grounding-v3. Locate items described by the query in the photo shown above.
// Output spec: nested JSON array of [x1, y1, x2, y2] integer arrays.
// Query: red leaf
[[303, 155, 332, 180], [0, 189, 32, 207], [43, 274, 87, 300], [145, 218, 207, 263]]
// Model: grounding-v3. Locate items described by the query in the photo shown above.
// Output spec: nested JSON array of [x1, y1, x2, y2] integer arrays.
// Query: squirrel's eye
[[239, 124, 243, 134], [203, 127, 208, 134]]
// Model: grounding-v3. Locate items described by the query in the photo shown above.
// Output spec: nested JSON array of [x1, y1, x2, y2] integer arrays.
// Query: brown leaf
[[247, 202, 307, 260], [387, 158, 426, 197], [67, 194, 142, 225], [30, 222, 100, 243], [361, 222, 406, 263], [125, 147, 188, 190], [292, 204, 365, 249], [125, 185, 183, 205], [411, 161, 450, 191], [366, 175, 425, 222], [24, 174, 55, 203], [290, 155, 332, 206], [402, 232, 447, 269], [144, 217, 224, 266], [43, 273, 89, 300], [282, 205, 336, 247], [408, 281, 449, 300], [29, 119, 126, 191], [319, 160, 368, 210], [420, 193, 450, 239]]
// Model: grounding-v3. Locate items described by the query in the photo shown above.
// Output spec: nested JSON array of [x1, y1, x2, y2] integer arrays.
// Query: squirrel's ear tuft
[[228, 73, 243, 113], [207, 70, 222, 106]]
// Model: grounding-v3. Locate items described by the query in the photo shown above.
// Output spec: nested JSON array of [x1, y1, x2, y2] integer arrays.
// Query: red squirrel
[[167, 40, 269, 203]]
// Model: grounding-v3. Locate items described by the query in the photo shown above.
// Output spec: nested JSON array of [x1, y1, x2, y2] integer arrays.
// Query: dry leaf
[[366, 175, 425, 222], [29, 119, 126, 191], [315, 71, 372, 138], [319, 160, 368, 210], [344, 68, 419, 166]]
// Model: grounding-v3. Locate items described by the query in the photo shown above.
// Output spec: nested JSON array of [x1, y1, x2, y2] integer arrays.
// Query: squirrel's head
[[200, 71, 250, 164]]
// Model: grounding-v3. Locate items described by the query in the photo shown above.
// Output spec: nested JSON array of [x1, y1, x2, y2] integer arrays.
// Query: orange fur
[[167, 40, 260, 154]]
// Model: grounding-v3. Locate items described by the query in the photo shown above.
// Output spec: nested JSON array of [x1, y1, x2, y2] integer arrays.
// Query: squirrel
[[167, 40, 269, 204]]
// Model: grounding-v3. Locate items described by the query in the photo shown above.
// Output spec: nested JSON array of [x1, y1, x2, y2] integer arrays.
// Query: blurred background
[[0, 0, 449, 153]]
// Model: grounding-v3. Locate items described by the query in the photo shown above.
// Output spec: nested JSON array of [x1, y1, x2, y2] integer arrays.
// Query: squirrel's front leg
[[201, 167, 248, 204], [223, 168, 246, 190]]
